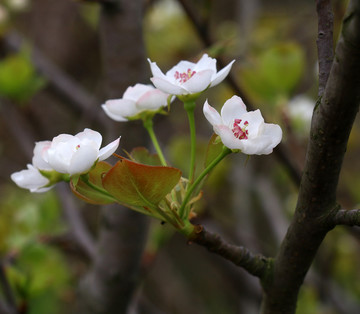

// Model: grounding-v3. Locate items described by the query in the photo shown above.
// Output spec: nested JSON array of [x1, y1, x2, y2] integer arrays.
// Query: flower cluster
[[11, 53, 283, 234], [11, 129, 120, 192]]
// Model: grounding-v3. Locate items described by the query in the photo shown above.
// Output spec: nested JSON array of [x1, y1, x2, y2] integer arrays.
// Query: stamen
[[174, 68, 196, 83], [232, 119, 249, 140]]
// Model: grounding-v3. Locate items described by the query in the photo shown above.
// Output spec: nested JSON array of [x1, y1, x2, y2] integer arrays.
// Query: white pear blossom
[[11, 164, 52, 193], [203, 96, 282, 155], [102, 84, 169, 121], [43, 128, 120, 176], [148, 54, 235, 96]]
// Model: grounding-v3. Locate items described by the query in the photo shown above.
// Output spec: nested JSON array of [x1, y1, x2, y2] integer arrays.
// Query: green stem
[[184, 100, 197, 183], [80, 174, 118, 202], [179, 145, 232, 219], [143, 118, 167, 166]]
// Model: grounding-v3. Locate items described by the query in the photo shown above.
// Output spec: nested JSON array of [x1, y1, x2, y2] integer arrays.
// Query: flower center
[[232, 119, 249, 140], [76, 144, 81, 150], [174, 68, 196, 83]]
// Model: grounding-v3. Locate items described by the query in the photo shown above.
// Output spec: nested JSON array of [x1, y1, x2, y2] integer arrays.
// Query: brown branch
[[333, 209, 360, 226], [316, 0, 334, 96], [176, 0, 301, 186], [56, 184, 96, 260], [188, 225, 271, 280], [261, 1, 360, 312], [1, 32, 107, 126]]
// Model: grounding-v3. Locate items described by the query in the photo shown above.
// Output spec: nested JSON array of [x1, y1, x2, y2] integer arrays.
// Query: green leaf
[[0, 48, 46, 102], [129, 147, 162, 166], [70, 161, 114, 205], [102, 158, 181, 207]]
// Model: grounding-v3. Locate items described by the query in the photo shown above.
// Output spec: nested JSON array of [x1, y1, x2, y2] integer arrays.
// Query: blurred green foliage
[[0, 48, 45, 103]]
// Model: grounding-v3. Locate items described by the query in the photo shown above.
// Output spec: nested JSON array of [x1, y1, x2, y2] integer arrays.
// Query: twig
[[176, 0, 301, 186], [188, 225, 271, 279], [56, 184, 97, 260], [1, 32, 107, 126], [333, 209, 360, 227], [316, 0, 334, 96]]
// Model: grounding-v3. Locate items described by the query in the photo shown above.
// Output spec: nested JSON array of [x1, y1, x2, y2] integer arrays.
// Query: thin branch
[[0, 261, 17, 314], [333, 209, 360, 226], [56, 183, 97, 260], [1, 32, 107, 126], [176, 0, 301, 186], [188, 225, 271, 280], [316, 0, 334, 96]]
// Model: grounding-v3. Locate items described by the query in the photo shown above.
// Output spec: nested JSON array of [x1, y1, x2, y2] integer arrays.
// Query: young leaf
[[70, 161, 114, 205], [129, 147, 162, 166], [102, 158, 181, 207]]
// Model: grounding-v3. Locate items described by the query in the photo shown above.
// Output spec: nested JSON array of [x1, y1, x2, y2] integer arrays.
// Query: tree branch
[[333, 209, 360, 226], [188, 225, 271, 280], [261, 1, 360, 312], [1, 32, 107, 126], [56, 183, 96, 260], [176, 0, 301, 186], [316, 0, 334, 96]]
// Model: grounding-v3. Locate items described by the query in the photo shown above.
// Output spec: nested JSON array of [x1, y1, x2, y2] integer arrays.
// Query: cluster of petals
[[102, 84, 170, 121], [11, 128, 120, 192], [148, 54, 235, 96], [203, 96, 282, 155]]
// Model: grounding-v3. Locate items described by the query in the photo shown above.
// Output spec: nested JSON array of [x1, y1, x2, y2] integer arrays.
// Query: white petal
[[203, 100, 223, 126], [68, 145, 99, 175], [103, 99, 138, 119], [32, 141, 52, 170], [137, 89, 168, 110], [213, 125, 242, 150], [98, 137, 120, 161], [11, 164, 50, 192], [221, 95, 248, 125], [151, 77, 187, 95], [210, 59, 235, 87], [242, 110, 264, 138], [123, 84, 154, 102], [148, 59, 168, 80], [76, 128, 102, 149], [182, 69, 213, 93], [193, 54, 216, 72], [102, 104, 128, 122]]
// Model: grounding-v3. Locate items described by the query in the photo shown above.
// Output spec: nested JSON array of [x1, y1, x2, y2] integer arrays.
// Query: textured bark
[[78, 1, 149, 313], [261, 1, 360, 313]]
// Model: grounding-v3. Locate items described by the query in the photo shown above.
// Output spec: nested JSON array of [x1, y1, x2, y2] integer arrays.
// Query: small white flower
[[11, 164, 52, 193], [148, 54, 235, 96], [44, 128, 120, 175], [102, 84, 169, 121], [203, 96, 282, 155]]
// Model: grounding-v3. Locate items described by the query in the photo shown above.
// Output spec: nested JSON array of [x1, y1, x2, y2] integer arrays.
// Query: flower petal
[[32, 141, 52, 170], [220, 96, 248, 125], [203, 100, 223, 126], [76, 128, 102, 149], [137, 89, 168, 110], [193, 54, 216, 72], [123, 84, 154, 102], [166, 60, 196, 78], [11, 164, 51, 192], [103, 99, 138, 120], [240, 110, 264, 138], [210, 59, 235, 87], [68, 145, 99, 175], [151, 76, 187, 95], [98, 137, 120, 161], [182, 69, 213, 93], [148, 59, 168, 80], [213, 125, 242, 150]]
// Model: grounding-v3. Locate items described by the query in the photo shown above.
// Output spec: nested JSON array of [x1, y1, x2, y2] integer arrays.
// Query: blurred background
[[1, 0, 360, 313]]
